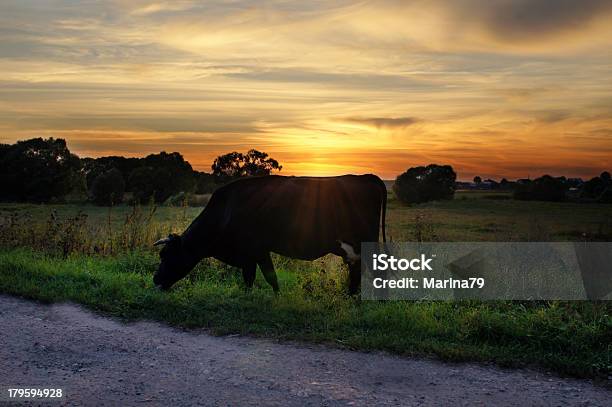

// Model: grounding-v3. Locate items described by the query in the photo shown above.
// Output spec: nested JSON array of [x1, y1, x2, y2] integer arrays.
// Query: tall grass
[[0, 203, 180, 256]]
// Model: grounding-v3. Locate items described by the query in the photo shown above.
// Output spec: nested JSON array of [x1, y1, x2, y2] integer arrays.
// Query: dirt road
[[0, 295, 609, 406]]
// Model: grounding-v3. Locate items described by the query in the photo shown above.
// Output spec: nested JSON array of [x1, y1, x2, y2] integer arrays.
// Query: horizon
[[11, 136, 605, 183], [1, 1, 611, 180]]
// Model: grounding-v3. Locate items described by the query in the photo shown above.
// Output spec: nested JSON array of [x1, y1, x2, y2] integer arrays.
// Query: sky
[[0, 0, 611, 180]]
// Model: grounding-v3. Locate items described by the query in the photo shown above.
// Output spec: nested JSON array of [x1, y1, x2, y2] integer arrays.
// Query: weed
[[412, 211, 438, 242]]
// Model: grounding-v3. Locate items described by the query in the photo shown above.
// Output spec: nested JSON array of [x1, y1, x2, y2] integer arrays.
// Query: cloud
[[130, 2, 196, 16], [465, 0, 612, 41], [0, 1, 610, 179], [423, 0, 612, 52], [343, 117, 420, 129]]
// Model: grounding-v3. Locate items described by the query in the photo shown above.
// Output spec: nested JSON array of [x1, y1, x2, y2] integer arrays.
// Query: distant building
[[455, 180, 497, 190]]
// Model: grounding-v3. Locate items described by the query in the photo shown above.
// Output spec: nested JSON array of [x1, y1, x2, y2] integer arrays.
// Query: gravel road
[[0, 294, 609, 406]]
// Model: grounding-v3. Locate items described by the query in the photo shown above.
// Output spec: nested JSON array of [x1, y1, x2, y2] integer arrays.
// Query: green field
[[2, 191, 611, 243], [0, 191, 611, 379]]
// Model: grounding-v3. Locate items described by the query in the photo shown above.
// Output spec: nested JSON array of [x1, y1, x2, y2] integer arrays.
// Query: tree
[[0, 138, 81, 202], [144, 151, 196, 201], [580, 171, 612, 202], [90, 168, 125, 206], [393, 164, 456, 204], [211, 149, 282, 180], [473, 176, 482, 184], [598, 171, 612, 203], [194, 171, 216, 194], [82, 156, 141, 190], [242, 149, 282, 176], [581, 177, 598, 199], [513, 175, 567, 202], [126, 152, 196, 203], [127, 166, 157, 203]]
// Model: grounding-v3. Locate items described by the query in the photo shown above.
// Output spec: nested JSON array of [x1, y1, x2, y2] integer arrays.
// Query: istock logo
[[372, 254, 434, 271]]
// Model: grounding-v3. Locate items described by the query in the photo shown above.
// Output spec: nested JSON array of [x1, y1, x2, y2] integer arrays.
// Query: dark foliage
[[393, 164, 456, 204], [82, 156, 141, 190], [0, 138, 81, 202], [83, 152, 195, 203], [194, 171, 217, 194], [1, 138, 282, 205], [211, 149, 282, 181], [581, 171, 612, 203], [125, 152, 196, 203], [90, 168, 125, 206], [484, 179, 499, 189], [127, 167, 156, 204], [598, 188, 612, 204], [513, 175, 568, 202]]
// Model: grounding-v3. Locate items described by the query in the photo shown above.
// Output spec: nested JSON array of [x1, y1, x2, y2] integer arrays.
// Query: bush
[[164, 192, 210, 207], [393, 164, 456, 204], [580, 171, 612, 202], [90, 168, 125, 205], [513, 175, 567, 202]]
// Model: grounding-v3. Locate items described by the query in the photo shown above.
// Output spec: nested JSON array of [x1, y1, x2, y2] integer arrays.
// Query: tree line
[[0, 138, 281, 205], [393, 165, 612, 204], [1, 137, 609, 206]]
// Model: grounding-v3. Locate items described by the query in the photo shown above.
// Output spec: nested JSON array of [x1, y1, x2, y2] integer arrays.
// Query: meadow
[[0, 191, 611, 380]]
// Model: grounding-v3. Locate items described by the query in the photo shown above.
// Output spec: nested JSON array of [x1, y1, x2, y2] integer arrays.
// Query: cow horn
[[153, 237, 172, 246]]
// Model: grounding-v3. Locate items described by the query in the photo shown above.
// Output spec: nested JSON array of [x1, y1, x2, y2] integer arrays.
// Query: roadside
[[0, 295, 609, 406]]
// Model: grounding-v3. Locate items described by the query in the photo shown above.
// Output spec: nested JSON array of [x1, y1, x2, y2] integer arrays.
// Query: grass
[[0, 193, 611, 380], [1, 248, 610, 379], [3, 191, 612, 243], [386, 191, 612, 241]]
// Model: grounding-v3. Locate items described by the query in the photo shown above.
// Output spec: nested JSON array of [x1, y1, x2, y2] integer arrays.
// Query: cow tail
[[381, 180, 387, 243]]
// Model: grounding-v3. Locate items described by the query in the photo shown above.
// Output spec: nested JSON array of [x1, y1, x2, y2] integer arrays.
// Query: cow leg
[[257, 253, 279, 293], [337, 241, 361, 295], [347, 260, 361, 296], [241, 263, 256, 290]]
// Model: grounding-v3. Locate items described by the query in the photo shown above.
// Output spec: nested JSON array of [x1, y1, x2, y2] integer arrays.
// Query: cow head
[[153, 233, 192, 290]]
